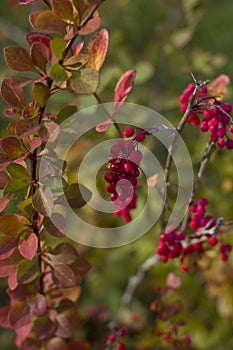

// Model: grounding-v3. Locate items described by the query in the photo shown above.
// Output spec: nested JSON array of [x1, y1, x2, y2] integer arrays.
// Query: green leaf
[[9, 301, 31, 329], [34, 315, 56, 340], [68, 67, 99, 94], [47, 337, 69, 350], [34, 10, 67, 34], [51, 264, 76, 288], [30, 42, 51, 72], [3, 179, 30, 200], [32, 83, 50, 107], [86, 29, 109, 71], [52, 0, 75, 22], [17, 198, 34, 218], [32, 187, 54, 216], [17, 257, 40, 284], [0, 214, 29, 235], [57, 105, 77, 124], [50, 64, 68, 82], [63, 53, 90, 71], [0, 136, 26, 159], [7, 163, 30, 180], [4, 46, 37, 73], [50, 38, 67, 59], [62, 183, 92, 208]]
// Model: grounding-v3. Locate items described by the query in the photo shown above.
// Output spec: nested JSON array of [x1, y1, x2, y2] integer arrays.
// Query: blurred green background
[[0, 0, 233, 349]]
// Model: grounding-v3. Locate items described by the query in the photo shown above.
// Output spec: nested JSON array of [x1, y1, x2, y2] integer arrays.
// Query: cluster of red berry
[[108, 328, 127, 349], [157, 198, 232, 268], [104, 128, 147, 222], [179, 83, 233, 149]]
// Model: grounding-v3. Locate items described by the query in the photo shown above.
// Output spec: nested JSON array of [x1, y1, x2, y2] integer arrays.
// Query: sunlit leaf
[[50, 38, 67, 59], [79, 16, 101, 35], [86, 28, 109, 71], [4, 46, 37, 73], [209, 74, 230, 100], [18, 233, 38, 260], [50, 64, 68, 82], [114, 70, 136, 111]]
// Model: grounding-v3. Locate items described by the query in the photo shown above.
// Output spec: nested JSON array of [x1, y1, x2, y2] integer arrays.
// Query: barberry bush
[[0, 1, 233, 350]]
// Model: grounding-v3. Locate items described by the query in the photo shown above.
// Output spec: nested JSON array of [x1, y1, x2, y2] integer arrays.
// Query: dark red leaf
[[1, 78, 25, 108], [9, 301, 31, 329], [51, 264, 76, 288], [70, 255, 91, 280], [17, 257, 40, 284], [0, 136, 27, 159], [18, 233, 38, 260], [29, 294, 47, 317], [114, 69, 137, 111], [30, 42, 51, 72], [15, 118, 40, 138], [26, 32, 51, 48], [34, 315, 57, 340], [0, 306, 11, 328], [43, 213, 66, 237], [4, 46, 37, 73], [0, 171, 10, 189], [0, 235, 18, 260], [51, 0, 75, 22], [0, 250, 20, 277]]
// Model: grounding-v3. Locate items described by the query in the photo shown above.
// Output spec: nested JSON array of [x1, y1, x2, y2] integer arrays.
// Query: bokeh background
[[0, 0, 233, 349]]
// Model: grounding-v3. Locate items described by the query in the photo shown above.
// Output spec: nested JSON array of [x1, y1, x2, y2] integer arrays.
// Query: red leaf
[[51, 0, 75, 22], [0, 154, 11, 171], [34, 315, 57, 340], [15, 118, 40, 138], [43, 213, 66, 237], [31, 11, 67, 34], [15, 323, 33, 348], [26, 32, 52, 48], [29, 294, 47, 317], [51, 264, 76, 288], [209, 74, 230, 100], [0, 136, 27, 159], [68, 340, 90, 350], [96, 118, 111, 132], [0, 306, 11, 328], [1, 78, 25, 108], [19, 0, 36, 4], [86, 29, 109, 71], [8, 269, 18, 291], [114, 70, 137, 111], [0, 171, 10, 189], [9, 301, 31, 329], [18, 233, 38, 260], [30, 42, 51, 72], [74, 41, 84, 55], [0, 235, 18, 260], [79, 16, 101, 35], [0, 250, 20, 277], [4, 46, 37, 73], [0, 198, 10, 212]]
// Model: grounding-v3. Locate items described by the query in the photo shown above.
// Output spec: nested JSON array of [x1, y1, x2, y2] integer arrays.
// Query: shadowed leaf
[[86, 28, 109, 71], [17, 257, 40, 284], [51, 264, 76, 288], [62, 183, 92, 208], [52, 0, 75, 22], [4, 46, 37, 73], [32, 83, 50, 107], [47, 337, 69, 350], [70, 255, 91, 280], [29, 294, 47, 317], [26, 32, 51, 48], [34, 315, 56, 340], [0, 136, 27, 159], [30, 42, 51, 72], [1, 78, 25, 108], [43, 213, 66, 237], [34, 11, 67, 34], [68, 67, 99, 94], [32, 187, 54, 216], [9, 301, 31, 329], [57, 105, 77, 124], [15, 118, 41, 138], [3, 179, 30, 200], [0, 171, 10, 189], [47, 243, 79, 265], [0, 306, 11, 328]]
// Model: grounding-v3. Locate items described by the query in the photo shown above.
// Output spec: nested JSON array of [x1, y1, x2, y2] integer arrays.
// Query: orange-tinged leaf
[[79, 16, 101, 35], [52, 0, 75, 22], [4, 46, 37, 73], [30, 42, 51, 72], [26, 32, 51, 48], [114, 70, 137, 111], [34, 11, 67, 34], [18, 233, 38, 260], [74, 41, 84, 55], [209, 74, 230, 100], [86, 29, 109, 71], [0, 136, 27, 159]]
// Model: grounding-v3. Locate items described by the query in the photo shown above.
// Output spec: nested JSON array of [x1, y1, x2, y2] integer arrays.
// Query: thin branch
[[161, 76, 209, 230]]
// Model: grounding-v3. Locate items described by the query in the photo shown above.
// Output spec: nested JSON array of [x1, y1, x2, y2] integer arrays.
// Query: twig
[[161, 75, 209, 230]]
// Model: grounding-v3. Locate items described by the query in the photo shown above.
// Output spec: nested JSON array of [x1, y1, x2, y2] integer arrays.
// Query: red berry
[[106, 183, 116, 193], [221, 253, 228, 262], [124, 161, 133, 173], [124, 127, 135, 138], [226, 139, 233, 149], [198, 197, 208, 206], [209, 236, 218, 246], [135, 130, 145, 142], [117, 343, 126, 350], [108, 335, 116, 342]]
